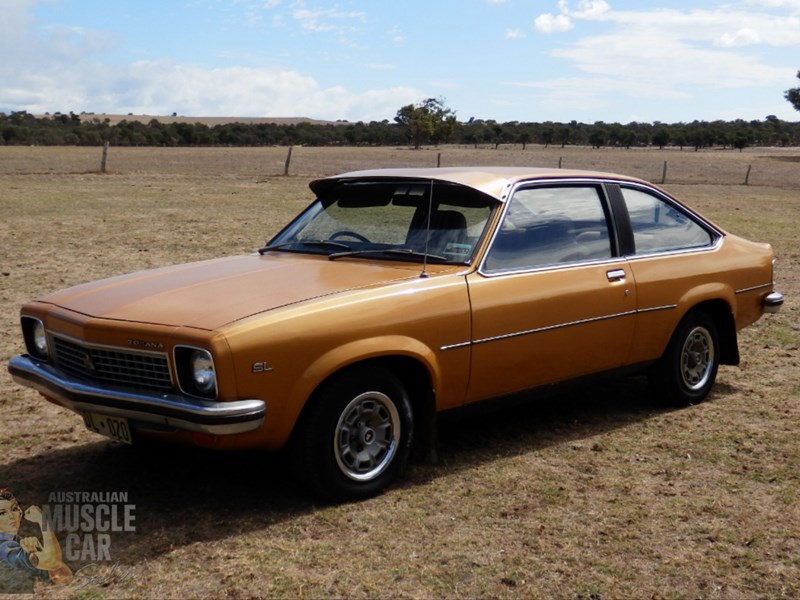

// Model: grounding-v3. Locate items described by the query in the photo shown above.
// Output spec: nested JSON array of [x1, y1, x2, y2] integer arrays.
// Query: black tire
[[651, 310, 720, 406], [292, 366, 413, 501]]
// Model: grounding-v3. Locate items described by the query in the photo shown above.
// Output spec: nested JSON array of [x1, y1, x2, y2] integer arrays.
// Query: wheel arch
[[291, 353, 438, 460], [681, 299, 739, 366]]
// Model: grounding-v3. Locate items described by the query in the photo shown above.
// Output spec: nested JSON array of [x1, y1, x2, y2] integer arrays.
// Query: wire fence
[[1, 145, 799, 188]]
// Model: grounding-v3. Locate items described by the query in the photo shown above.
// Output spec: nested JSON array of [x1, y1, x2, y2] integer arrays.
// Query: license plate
[[83, 412, 133, 445]]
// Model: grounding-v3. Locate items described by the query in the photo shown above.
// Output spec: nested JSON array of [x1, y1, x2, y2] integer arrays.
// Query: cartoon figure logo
[[0, 489, 72, 593]]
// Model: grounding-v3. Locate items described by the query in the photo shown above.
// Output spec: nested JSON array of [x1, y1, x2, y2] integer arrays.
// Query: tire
[[292, 366, 413, 501], [651, 310, 720, 406]]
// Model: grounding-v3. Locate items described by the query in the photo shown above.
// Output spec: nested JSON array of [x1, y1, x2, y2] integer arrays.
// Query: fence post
[[284, 146, 293, 176], [437, 152, 442, 168], [100, 142, 109, 173], [661, 160, 668, 184], [558, 157, 563, 169], [744, 164, 752, 185]]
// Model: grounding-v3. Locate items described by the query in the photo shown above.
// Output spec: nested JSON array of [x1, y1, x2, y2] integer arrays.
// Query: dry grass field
[[1, 145, 798, 598]]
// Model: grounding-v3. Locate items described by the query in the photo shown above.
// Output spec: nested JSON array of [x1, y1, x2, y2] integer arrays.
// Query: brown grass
[[0, 145, 798, 598]]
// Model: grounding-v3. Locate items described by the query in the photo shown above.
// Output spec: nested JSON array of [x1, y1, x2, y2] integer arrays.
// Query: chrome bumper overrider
[[8, 354, 266, 435], [765, 291, 784, 314]]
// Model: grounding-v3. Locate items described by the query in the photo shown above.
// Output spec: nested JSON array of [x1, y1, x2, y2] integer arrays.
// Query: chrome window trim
[[617, 182, 723, 258], [478, 255, 628, 279], [478, 177, 619, 277], [477, 177, 725, 277], [618, 181, 725, 239], [623, 234, 724, 261], [476, 177, 724, 277], [481, 229, 723, 276]]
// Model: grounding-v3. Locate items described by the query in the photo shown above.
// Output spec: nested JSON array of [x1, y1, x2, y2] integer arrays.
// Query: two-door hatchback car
[[9, 167, 783, 499]]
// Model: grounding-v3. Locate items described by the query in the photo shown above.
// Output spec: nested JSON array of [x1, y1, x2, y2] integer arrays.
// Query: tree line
[[2, 109, 799, 150]]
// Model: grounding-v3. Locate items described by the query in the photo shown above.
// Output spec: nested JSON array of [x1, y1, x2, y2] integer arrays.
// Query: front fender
[[275, 336, 445, 441], [298, 335, 441, 391]]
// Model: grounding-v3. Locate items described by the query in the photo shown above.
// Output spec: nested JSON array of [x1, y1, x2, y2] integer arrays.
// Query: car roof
[[310, 166, 649, 202]]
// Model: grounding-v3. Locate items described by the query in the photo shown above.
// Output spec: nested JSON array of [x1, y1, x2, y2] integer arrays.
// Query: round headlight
[[190, 350, 216, 394], [32, 320, 48, 358]]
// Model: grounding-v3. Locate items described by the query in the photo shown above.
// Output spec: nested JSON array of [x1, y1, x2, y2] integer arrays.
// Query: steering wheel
[[329, 230, 371, 243]]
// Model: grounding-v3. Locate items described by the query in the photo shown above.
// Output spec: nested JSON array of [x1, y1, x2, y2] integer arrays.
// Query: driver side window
[[484, 186, 612, 272]]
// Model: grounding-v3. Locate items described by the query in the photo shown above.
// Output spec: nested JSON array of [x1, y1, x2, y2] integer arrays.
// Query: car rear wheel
[[292, 366, 413, 501], [652, 310, 720, 406]]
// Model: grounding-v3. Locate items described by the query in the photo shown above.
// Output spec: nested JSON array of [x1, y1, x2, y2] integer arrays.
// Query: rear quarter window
[[621, 187, 713, 254]]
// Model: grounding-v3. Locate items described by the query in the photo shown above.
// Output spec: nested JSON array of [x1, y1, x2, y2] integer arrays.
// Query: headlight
[[175, 346, 217, 398], [22, 317, 49, 360], [190, 350, 216, 394], [33, 320, 48, 356]]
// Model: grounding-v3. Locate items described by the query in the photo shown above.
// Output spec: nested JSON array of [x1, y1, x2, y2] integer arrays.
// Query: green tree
[[785, 71, 800, 111], [653, 128, 670, 149], [394, 97, 456, 149], [540, 126, 554, 148]]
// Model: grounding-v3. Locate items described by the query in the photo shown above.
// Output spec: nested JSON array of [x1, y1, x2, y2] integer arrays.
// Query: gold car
[[8, 167, 783, 500]]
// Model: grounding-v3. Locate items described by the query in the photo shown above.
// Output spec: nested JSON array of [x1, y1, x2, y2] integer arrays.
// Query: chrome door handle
[[606, 269, 626, 281]]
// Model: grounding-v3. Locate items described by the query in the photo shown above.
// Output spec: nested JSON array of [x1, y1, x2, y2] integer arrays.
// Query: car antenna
[[420, 180, 434, 278]]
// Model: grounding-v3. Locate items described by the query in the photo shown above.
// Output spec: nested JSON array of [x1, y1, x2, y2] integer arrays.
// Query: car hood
[[38, 254, 432, 330]]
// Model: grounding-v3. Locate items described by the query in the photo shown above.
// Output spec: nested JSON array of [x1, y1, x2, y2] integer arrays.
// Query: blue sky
[[3, 0, 800, 123]]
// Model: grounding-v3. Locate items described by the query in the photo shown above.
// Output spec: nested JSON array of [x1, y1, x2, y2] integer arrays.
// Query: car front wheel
[[652, 310, 720, 406], [292, 366, 413, 501]]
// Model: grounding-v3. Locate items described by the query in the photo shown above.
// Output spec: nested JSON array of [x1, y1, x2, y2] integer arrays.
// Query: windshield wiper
[[258, 240, 352, 255], [328, 248, 449, 262]]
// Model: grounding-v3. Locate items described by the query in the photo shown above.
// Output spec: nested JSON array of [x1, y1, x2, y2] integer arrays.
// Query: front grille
[[52, 336, 172, 392]]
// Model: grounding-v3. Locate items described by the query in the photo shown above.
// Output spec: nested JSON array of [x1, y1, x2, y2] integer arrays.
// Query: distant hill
[[46, 113, 342, 126]]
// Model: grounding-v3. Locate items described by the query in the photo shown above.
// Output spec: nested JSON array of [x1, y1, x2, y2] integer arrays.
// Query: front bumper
[[765, 291, 784, 314], [8, 354, 266, 435]]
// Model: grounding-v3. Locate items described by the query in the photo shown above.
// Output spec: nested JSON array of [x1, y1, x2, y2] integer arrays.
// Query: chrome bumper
[[765, 291, 784, 314], [8, 354, 266, 435]]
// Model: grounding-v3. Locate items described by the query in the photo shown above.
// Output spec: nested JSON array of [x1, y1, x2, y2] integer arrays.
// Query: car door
[[464, 183, 638, 403]]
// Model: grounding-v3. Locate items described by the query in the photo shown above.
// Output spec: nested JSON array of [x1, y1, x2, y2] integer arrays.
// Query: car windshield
[[263, 180, 497, 264]]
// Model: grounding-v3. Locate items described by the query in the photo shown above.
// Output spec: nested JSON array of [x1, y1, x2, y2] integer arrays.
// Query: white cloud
[[0, 1, 423, 120], [715, 28, 762, 47], [508, 76, 690, 116], [535, 0, 609, 33], [743, 0, 800, 13], [570, 0, 611, 20], [6, 0, 800, 123], [1, 58, 422, 120], [521, 2, 800, 120], [388, 26, 405, 45], [549, 24, 789, 91], [534, 13, 573, 34], [291, 7, 366, 33]]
